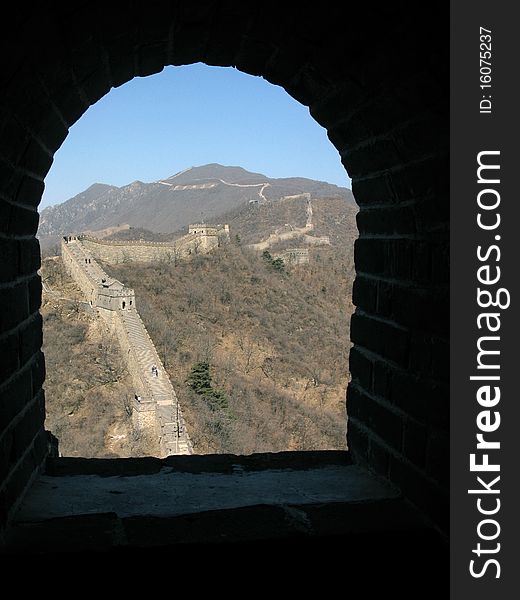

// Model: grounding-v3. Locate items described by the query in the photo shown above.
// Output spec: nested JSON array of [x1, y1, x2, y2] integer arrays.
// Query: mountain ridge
[[38, 164, 354, 250]]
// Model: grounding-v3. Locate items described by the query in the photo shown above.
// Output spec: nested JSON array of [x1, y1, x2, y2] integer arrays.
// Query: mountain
[[41, 188, 357, 456], [38, 164, 354, 248]]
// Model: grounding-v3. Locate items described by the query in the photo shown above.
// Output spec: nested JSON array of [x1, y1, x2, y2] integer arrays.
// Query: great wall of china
[[58, 200, 326, 454], [60, 224, 229, 456], [80, 223, 230, 264], [247, 194, 330, 265]]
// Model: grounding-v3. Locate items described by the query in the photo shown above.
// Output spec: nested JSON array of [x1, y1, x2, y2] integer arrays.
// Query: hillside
[[41, 183, 357, 456], [224, 195, 358, 247], [103, 239, 354, 454], [38, 163, 354, 252], [41, 258, 156, 457], [104, 195, 358, 253]]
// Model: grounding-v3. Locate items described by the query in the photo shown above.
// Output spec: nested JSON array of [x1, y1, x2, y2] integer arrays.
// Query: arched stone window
[[0, 3, 448, 543]]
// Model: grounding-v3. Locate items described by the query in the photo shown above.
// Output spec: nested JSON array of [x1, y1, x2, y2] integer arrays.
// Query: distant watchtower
[[188, 224, 217, 235]]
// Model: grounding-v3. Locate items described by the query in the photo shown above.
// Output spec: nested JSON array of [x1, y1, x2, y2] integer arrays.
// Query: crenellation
[[273, 247, 310, 265], [76, 223, 230, 264], [61, 236, 192, 456]]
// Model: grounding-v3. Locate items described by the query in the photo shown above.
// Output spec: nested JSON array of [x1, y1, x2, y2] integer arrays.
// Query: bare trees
[[103, 237, 352, 454]]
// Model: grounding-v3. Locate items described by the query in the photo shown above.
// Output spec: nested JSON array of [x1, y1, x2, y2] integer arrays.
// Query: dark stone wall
[[0, 2, 448, 531]]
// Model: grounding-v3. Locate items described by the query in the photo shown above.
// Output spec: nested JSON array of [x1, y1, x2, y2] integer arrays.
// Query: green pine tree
[[271, 257, 285, 272], [262, 250, 273, 263], [186, 361, 229, 410], [186, 361, 212, 394]]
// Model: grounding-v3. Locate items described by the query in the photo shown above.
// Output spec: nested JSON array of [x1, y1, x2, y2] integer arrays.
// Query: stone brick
[[0, 428, 47, 527], [389, 285, 448, 335], [7, 88, 56, 143], [50, 88, 88, 127], [389, 155, 448, 205], [356, 204, 415, 236], [353, 95, 421, 138], [104, 35, 137, 88], [7, 393, 44, 470], [36, 108, 68, 153], [284, 66, 330, 108], [387, 239, 414, 280], [355, 238, 415, 281], [0, 428, 14, 483], [368, 436, 391, 477], [0, 370, 33, 434], [414, 195, 449, 234], [15, 176, 44, 209], [7, 204, 39, 236], [19, 314, 43, 364], [351, 174, 395, 207], [170, 22, 209, 66], [431, 242, 449, 285], [137, 43, 167, 78], [372, 358, 391, 398], [309, 82, 367, 130], [234, 37, 276, 78], [391, 370, 448, 429], [0, 162, 23, 202], [346, 416, 369, 462], [30, 352, 46, 397], [19, 139, 53, 179], [348, 384, 402, 452], [388, 454, 448, 531], [348, 346, 372, 391], [0, 201, 12, 235], [70, 37, 109, 84], [376, 280, 393, 316], [28, 274, 43, 314], [19, 239, 41, 277], [389, 369, 427, 421], [352, 276, 377, 312], [0, 281, 29, 332], [351, 312, 409, 367], [0, 238, 19, 283], [0, 331, 19, 385], [327, 115, 372, 153], [393, 115, 446, 159], [354, 238, 386, 275], [80, 69, 111, 106], [0, 109, 30, 165], [412, 241, 432, 284], [263, 43, 308, 89], [343, 138, 403, 179], [408, 331, 433, 375]]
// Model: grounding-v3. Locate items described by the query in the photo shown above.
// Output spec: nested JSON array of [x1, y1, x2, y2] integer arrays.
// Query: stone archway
[[0, 2, 448, 532]]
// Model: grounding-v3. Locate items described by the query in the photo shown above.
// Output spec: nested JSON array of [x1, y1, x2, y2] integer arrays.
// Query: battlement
[[76, 224, 230, 264], [188, 224, 218, 235], [62, 237, 136, 310], [274, 247, 310, 265], [61, 237, 192, 456]]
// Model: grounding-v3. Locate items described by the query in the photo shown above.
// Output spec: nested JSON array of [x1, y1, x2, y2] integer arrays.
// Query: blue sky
[[40, 63, 350, 209]]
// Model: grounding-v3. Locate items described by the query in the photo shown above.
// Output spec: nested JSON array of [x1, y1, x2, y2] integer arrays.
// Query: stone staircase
[[119, 309, 192, 456], [62, 237, 192, 456]]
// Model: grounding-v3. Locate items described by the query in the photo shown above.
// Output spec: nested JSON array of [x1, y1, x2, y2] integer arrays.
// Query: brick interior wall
[[0, 2, 448, 532]]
